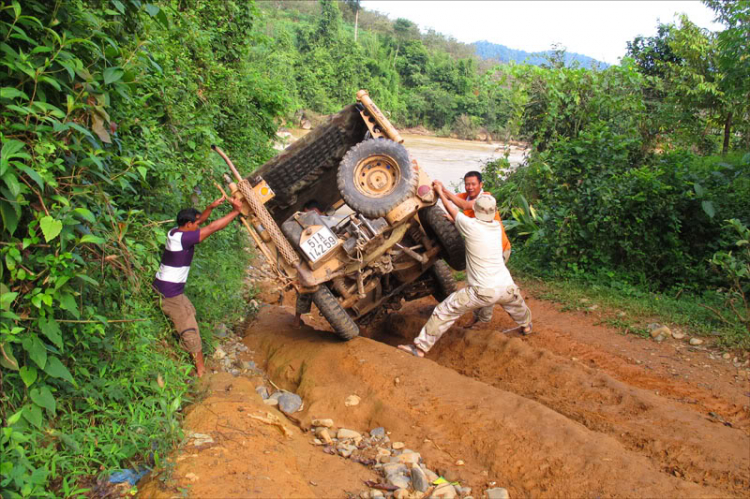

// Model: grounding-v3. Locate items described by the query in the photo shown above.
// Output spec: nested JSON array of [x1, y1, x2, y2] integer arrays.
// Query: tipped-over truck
[[213, 90, 465, 339]]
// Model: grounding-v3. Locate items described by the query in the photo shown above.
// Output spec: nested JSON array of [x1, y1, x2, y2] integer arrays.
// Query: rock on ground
[[277, 392, 303, 414], [345, 394, 361, 406], [315, 427, 333, 444], [255, 386, 269, 399], [337, 428, 362, 440], [387, 474, 411, 490], [337, 443, 357, 458], [383, 463, 409, 477], [370, 427, 386, 438], [422, 466, 439, 482], [398, 452, 421, 465], [486, 487, 510, 499], [432, 483, 457, 498], [410, 466, 429, 492]]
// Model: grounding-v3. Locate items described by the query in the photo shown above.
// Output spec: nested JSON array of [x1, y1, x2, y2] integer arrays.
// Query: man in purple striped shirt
[[153, 195, 243, 377]]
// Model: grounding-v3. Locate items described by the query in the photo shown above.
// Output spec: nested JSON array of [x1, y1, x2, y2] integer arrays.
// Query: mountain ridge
[[473, 40, 610, 69]]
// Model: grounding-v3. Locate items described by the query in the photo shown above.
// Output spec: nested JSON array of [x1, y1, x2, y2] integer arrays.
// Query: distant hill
[[473, 40, 609, 69]]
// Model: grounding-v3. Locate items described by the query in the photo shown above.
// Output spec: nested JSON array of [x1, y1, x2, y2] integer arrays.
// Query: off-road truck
[[212, 90, 465, 340]]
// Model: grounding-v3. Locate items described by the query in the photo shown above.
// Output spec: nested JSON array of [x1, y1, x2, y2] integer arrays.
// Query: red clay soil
[[137, 372, 378, 498], [140, 284, 750, 498]]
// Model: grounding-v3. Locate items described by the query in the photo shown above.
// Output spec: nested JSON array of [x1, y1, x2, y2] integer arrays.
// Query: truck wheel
[[419, 205, 466, 271], [312, 285, 360, 341], [337, 139, 418, 218], [431, 260, 457, 302]]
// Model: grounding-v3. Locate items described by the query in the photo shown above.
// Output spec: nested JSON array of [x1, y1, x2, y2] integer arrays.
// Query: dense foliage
[[482, 1, 749, 340], [257, 0, 521, 138], [0, 0, 281, 496]]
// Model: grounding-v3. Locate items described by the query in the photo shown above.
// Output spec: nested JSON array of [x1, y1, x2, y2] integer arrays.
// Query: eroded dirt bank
[[140, 286, 749, 498]]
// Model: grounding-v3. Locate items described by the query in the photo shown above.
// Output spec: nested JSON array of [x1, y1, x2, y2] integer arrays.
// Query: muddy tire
[[337, 139, 417, 218], [312, 285, 360, 341], [431, 260, 457, 302], [419, 205, 466, 271]]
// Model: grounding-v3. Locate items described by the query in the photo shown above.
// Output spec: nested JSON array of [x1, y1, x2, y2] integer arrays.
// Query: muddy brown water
[[400, 134, 526, 189]]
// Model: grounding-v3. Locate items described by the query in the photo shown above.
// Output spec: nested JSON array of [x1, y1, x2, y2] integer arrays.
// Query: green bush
[[709, 219, 750, 334], [0, 1, 277, 496]]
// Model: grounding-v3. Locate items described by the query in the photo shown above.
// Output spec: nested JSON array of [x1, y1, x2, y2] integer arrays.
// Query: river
[[400, 133, 527, 190], [283, 129, 527, 191]]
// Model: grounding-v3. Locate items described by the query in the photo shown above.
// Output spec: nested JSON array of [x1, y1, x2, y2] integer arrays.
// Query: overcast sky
[[360, 1, 724, 65]]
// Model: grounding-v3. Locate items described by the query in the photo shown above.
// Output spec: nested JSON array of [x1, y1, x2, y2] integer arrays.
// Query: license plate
[[301, 226, 338, 262]]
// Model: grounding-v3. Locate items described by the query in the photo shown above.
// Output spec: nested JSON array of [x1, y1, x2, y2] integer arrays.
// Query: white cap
[[474, 194, 497, 222]]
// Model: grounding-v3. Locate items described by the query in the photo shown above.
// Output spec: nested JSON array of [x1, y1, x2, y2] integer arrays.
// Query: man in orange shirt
[[435, 171, 511, 262], [434, 171, 512, 329]]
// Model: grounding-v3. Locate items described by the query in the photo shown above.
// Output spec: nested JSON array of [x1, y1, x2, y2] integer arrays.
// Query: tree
[[627, 16, 735, 154], [627, 24, 681, 78], [344, 0, 361, 42], [316, 0, 343, 47], [703, 0, 750, 152], [393, 18, 420, 42]]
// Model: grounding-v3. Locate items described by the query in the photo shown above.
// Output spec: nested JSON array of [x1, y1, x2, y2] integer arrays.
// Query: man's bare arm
[[444, 189, 474, 211], [199, 198, 242, 242], [434, 182, 459, 222], [433, 180, 474, 211], [196, 196, 226, 225]]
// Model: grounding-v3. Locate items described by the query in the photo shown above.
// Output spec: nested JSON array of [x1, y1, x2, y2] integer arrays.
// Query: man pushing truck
[[398, 182, 532, 358]]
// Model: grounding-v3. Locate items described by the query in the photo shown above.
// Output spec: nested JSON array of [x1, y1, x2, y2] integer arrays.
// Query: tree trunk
[[354, 8, 359, 42], [722, 111, 732, 155]]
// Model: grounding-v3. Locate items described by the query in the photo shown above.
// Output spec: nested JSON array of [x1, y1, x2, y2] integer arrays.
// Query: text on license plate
[[301, 226, 338, 262]]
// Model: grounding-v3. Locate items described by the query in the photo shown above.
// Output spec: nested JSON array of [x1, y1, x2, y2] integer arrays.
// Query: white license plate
[[301, 226, 338, 262]]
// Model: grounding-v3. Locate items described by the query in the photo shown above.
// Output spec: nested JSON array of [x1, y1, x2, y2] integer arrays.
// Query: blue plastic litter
[[109, 467, 148, 486]]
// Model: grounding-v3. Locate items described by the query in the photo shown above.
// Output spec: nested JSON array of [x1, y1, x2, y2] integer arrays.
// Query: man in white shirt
[[398, 186, 532, 358]]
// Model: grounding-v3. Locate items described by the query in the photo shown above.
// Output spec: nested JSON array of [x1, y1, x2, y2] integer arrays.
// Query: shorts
[[158, 293, 202, 354]]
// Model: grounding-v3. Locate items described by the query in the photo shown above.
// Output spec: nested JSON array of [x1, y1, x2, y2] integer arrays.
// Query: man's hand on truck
[[228, 197, 243, 212]]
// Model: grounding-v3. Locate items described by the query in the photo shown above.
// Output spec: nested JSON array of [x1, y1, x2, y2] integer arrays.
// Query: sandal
[[522, 323, 533, 336], [398, 344, 425, 358]]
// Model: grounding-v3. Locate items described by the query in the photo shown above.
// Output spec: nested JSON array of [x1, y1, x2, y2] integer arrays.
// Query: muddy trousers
[[414, 285, 531, 353], [158, 293, 202, 354]]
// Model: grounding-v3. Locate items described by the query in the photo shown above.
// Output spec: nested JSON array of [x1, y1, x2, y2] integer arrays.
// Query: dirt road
[[140, 283, 749, 498]]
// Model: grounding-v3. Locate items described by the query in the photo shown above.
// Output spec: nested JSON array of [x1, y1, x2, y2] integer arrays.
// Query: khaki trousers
[[473, 249, 512, 324], [158, 293, 202, 354], [414, 285, 531, 353]]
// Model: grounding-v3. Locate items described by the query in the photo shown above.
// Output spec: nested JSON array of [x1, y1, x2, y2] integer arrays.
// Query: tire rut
[[373, 306, 750, 496], [243, 305, 735, 497]]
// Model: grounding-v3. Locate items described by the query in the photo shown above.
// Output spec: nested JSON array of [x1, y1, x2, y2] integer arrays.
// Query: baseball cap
[[474, 194, 497, 222]]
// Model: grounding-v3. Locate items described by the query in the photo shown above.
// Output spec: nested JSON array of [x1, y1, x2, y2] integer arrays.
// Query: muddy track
[[374, 302, 749, 495], [241, 294, 749, 498]]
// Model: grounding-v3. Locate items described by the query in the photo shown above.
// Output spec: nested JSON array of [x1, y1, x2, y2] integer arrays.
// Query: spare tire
[[337, 139, 417, 218], [419, 205, 466, 271]]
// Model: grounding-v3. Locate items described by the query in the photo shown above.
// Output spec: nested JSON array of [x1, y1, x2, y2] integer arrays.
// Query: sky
[[360, 1, 724, 65]]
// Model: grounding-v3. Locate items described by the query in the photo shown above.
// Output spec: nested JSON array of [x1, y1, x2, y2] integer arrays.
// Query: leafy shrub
[[0, 1, 277, 496], [709, 219, 750, 334], [452, 114, 480, 140]]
